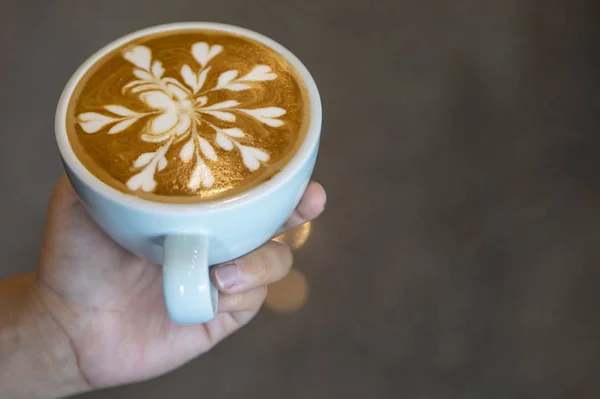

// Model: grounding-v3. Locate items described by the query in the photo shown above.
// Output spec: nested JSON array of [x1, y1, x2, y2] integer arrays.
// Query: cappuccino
[[66, 29, 310, 203]]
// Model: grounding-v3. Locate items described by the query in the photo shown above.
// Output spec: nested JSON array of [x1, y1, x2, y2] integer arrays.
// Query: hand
[[34, 175, 326, 393]]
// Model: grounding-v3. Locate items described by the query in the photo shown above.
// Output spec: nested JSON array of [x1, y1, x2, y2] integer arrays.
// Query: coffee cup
[[55, 22, 321, 324]]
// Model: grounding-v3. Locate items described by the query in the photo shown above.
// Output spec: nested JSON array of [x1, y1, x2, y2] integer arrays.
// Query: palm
[[38, 186, 258, 388]]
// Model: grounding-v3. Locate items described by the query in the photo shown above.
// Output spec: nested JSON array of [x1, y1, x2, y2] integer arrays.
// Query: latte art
[[78, 42, 282, 192], [66, 30, 309, 202]]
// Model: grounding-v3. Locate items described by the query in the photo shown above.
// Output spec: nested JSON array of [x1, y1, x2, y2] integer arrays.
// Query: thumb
[[38, 174, 134, 302], [41, 173, 127, 270]]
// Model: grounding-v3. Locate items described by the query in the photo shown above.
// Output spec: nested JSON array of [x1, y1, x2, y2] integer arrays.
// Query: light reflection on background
[[265, 270, 309, 313], [267, 222, 312, 312], [273, 221, 312, 249]]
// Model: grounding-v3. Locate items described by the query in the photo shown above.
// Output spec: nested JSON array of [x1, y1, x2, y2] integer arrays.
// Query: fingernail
[[314, 183, 327, 211], [215, 263, 241, 289]]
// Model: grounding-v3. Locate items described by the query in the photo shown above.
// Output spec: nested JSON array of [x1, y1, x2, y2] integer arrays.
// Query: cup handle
[[163, 235, 218, 324]]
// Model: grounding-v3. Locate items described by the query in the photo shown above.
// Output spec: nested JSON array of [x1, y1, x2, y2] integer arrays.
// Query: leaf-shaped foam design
[[133, 69, 153, 81], [151, 108, 178, 134], [157, 157, 167, 171], [202, 111, 236, 122], [123, 46, 152, 70], [222, 127, 245, 138], [207, 45, 223, 62], [78, 112, 116, 133], [180, 138, 195, 161], [127, 138, 174, 191], [104, 105, 137, 117], [240, 107, 286, 127], [127, 168, 157, 192], [141, 132, 172, 143], [189, 159, 214, 189], [130, 83, 159, 94], [199, 137, 217, 161], [181, 65, 197, 92], [248, 107, 286, 117], [217, 70, 239, 87], [239, 145, 270, 171], [216, 132, 234, 150], [108, 118, 138, 134], [122, 80, 144, 91], [134, 152, 156, 168], [203, 100, 239, 110], [240, 65, 277, 81], [78, 112, 109, 121], [222, 83, 251, 92], [151, 61, 164, 78], [196, 67, 211, 92], [192, 42, 223, 67], [188, 166, 201, 189]]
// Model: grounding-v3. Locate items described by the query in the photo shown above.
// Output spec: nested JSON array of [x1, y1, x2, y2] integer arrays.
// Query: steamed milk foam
[[66, 29, 310, 203]]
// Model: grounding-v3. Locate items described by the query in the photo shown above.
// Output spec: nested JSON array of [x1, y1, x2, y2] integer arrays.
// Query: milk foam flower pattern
[[77, 43, 285, 192]]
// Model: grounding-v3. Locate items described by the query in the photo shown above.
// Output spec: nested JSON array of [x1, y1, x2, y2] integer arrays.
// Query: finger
[[277, 181, 326, 235], [217, 286, 268, 313], [211, 241, 293, 294], [49, 173, 80, 214]]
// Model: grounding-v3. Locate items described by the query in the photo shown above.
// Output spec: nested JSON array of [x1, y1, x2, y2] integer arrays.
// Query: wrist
[[0, 274, 89, 399]]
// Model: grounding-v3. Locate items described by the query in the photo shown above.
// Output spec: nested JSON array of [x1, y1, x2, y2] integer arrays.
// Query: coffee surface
[[66, 29, 310, 202]]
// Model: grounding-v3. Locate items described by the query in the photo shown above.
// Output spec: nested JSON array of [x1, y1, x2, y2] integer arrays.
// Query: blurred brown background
[[1, 0, 599, 398]]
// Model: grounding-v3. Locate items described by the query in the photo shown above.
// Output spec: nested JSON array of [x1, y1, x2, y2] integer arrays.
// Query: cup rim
[[55, 22, 322, 214]]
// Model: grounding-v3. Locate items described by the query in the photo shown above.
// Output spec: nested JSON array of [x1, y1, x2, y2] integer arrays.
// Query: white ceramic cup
[[55, 22, 322, 325]]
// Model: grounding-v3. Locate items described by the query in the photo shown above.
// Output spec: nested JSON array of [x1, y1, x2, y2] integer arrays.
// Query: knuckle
[[259, 243, 293, 280], [234, 291, 249, 308], [256, 253, 272, 281], [280, 245, 294, 272], [249, 287, 268, 310], [233, 287, 267, 311]]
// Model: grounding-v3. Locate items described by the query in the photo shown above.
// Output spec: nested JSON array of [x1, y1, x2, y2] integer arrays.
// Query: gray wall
[[1, 0, 599, 398]]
